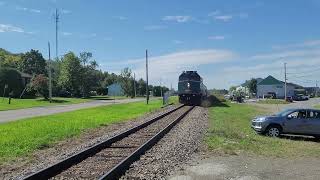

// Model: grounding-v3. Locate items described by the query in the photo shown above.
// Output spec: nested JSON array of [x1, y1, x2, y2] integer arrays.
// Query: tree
[[0, 68, 23, 97], [229, 86, 237, 93], [120, 67, 133, 97], [20, 49, 46, 75], [153, 86, 169, 97], [31, 74, 49, 99], [247, 78, 257, 94], [58, 52, 82, 97], [137, 78, 146, 96]]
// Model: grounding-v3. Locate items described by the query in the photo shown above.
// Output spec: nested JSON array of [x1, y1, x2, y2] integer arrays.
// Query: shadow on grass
[[201, 95, 230, 108], [280, 134, 320, 143], [36, 99, 69, 103], [88, 97, 115, 100]]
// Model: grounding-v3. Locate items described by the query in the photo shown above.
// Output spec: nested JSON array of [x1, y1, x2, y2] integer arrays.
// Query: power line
[[287, 67, 320, 75]]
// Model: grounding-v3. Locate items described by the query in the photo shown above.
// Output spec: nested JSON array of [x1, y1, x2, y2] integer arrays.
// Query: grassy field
[[206, 102, 320, 158], [0, 97, 91, 111], [257, 99, 289, 104], [0, 100, 164, 163]]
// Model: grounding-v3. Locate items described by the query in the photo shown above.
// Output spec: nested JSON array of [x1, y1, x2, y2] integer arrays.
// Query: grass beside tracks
[[206, 101, 320, 158], [257, 99, 289, 104], [0, 100, 164, 163], [0, 97, 90, 111]]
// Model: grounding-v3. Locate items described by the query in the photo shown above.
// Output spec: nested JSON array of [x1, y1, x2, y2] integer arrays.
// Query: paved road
[[0, 98, 146, 124], [248, 98, 320, 113]]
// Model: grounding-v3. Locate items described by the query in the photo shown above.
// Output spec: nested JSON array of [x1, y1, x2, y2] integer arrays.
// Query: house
[[19, 71, 32, 86], [107, 83, 124, 96], [257, 75, 302, 99]]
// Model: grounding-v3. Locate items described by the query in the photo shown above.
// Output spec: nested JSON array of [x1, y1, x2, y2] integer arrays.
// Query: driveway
[[0, 98, 146, 123], [247, 98, 320, 113]]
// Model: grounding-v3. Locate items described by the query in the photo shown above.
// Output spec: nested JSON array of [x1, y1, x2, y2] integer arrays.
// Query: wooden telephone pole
[[146, 49, 149, 104]]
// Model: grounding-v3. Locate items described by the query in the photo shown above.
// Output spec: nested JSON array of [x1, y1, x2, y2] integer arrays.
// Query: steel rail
[[22, 104, 185, 180], [100, 106, 195, 180]]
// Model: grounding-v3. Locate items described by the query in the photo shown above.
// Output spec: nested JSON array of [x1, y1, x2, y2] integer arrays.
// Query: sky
[[0, 0, 320, 89]]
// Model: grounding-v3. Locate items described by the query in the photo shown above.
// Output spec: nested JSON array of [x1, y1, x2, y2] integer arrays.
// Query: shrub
[[30, 74, 49, 99], [0, 68, 23, 97]]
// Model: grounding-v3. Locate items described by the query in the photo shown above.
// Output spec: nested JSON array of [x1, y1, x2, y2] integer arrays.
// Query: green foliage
[[30, 74, 49, 99], [58, 52, 82, 97], [0, 48, 22, 68], [0, 68, 23, 97], [247, 78, 257, 94], [0, 100, 163, 162], [137, 78, 146, 96], [152, 86, 169, 97], [20, 49, 46, 75], [120, 67, 134, 97]]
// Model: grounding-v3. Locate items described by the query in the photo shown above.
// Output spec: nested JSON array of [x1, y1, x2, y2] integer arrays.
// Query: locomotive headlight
[[187, 82, 190, 88]]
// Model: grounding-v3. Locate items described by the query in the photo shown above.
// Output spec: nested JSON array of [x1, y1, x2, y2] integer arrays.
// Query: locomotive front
[[178, 71, 203, 105]]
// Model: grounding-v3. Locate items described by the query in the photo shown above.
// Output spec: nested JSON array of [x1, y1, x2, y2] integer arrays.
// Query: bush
[[0, 68, 23, 97], [30, 74, 49, 99]]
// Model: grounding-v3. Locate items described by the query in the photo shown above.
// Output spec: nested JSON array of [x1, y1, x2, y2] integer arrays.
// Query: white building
[[257, 75, 302, 99]]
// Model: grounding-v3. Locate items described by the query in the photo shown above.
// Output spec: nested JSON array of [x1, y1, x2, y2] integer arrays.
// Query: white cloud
[[214, 15, 233, 22], [250, 49, 320, 60], [103, 49, 236, 87], [61, 9, 71, 14], [162, 16, 192, 23], [173, 40, 183, 44], [272, 39, 320, 50], [30, 9, 41, 13], [62, 32, 72, 36], [0, 24, 24, 33], [208, 10, 220, 17], [112, 16, 128, 20], [16, 6, 41, 13], [144, 25, 167, 31], [208, 36, 225, 40]]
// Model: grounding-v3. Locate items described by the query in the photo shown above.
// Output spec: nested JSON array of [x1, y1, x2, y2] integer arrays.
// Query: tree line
[[0, 48, 169, 99]]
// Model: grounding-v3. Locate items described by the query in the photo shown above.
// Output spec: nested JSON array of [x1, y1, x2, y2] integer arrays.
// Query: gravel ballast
[[1, 105, 178, 180], [120, 106, 209, 180]]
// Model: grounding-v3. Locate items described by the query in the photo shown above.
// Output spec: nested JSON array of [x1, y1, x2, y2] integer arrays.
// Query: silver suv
[[251, 108, 320, 138]]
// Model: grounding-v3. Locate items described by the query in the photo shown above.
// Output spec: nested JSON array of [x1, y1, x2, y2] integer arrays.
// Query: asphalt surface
[[0, 98, 146, 123], [248, 98, 320, 113]]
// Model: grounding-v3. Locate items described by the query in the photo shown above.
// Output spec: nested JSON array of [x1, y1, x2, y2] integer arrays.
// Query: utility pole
[[160, 78, 163, 97], [146, 49, 149, 104], [48, 42, 52, 103], [284, 62, 287, 100], [55, 8, 59, 60], [316, 80, 319, 97], [133, 73, 136, 98]]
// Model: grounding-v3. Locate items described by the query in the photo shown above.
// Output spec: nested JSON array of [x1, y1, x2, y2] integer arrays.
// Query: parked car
[[251, 108, 320, 138], [293, 94, 309, 101], [285, 96, 293, 102]]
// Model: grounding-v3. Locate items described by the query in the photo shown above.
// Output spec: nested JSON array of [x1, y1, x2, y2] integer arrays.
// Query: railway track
[[22, 105, 194, 180]]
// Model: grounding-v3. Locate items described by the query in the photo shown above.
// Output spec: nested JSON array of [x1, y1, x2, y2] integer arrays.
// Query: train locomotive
[[178, 71, 208, 105]]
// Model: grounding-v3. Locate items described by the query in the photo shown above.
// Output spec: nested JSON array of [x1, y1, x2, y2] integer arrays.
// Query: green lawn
[[257, 99, 289, 104], [206, 102, 320, 158], [0, 100, 164, 163], [0, 97, 91, 111]]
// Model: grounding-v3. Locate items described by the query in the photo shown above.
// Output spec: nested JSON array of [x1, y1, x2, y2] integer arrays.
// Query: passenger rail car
[[178, 71, 207, 105]]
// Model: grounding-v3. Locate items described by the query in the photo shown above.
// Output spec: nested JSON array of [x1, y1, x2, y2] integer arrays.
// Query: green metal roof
[[257, 75, 283, 85]]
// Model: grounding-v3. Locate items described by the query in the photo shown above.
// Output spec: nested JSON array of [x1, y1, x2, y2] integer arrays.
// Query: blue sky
[[1, 0, 320, 89]]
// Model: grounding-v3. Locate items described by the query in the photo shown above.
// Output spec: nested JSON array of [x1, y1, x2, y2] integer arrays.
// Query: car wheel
[[266, 126, 281, 137]]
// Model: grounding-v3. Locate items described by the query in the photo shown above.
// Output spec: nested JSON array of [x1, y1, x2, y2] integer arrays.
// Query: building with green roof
[[257, 75, 302, 98]]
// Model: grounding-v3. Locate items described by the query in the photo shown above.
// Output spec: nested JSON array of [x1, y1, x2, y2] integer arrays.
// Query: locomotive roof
[[179, 71, 201, 81]]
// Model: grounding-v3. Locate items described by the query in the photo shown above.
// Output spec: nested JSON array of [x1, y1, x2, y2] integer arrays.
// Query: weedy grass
[[257, 99, 289, 104], [206, 102, 320, 158], [0, 97, 90, 111], [0, 100, 164, 163]]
